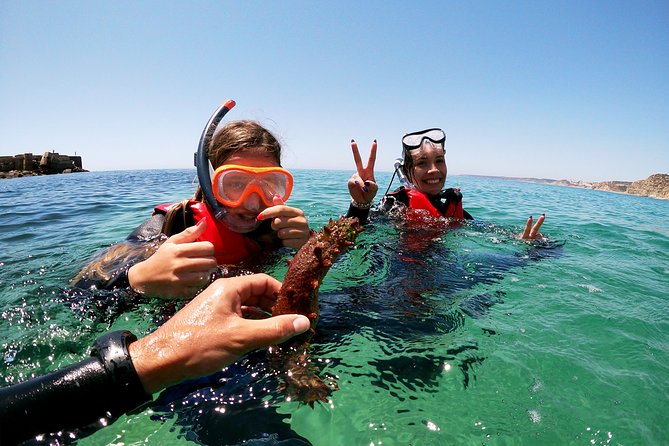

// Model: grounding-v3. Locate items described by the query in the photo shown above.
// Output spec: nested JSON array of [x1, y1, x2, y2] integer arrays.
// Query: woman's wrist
[[126, 263, 146, 294], [350, 198, 372, 209], [129, 332, 184, 395]]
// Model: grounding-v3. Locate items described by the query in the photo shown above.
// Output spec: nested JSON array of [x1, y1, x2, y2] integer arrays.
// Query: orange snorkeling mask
[[212, 164, 294, 208]]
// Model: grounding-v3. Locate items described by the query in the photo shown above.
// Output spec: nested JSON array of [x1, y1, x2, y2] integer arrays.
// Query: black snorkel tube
[[382, 157, 413, 196], [195, 99, 236, 220]]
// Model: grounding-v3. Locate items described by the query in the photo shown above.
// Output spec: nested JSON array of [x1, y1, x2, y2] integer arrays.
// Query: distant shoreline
[[465, 173, 669, 201]]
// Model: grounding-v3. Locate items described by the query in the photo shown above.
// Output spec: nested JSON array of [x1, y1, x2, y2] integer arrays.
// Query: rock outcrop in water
[[0, 152, 87, 179]]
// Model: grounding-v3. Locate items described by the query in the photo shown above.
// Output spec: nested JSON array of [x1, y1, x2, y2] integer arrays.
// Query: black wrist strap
[[90, 330, 152, 412], [345, 203, 370, 225]]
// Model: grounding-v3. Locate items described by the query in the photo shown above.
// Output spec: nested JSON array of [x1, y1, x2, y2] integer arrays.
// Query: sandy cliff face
[[626, 174, 669, 200], [592, 181, 632, 193], [593, 174, 669, 200]]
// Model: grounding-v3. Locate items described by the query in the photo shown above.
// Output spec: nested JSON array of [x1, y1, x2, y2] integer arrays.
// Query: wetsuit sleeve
[[345, 204, 371, 225], [0, 331, 151, 445], [127, 213, 165, 241]]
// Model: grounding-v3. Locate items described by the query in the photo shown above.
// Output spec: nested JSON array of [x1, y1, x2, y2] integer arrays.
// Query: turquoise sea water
[[1, 169, 668, 445]]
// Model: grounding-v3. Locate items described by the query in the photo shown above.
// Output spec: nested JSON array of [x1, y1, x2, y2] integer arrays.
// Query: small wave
[[577, 283, 603, 293]]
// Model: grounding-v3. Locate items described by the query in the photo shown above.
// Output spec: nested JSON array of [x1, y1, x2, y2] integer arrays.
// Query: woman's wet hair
[[70, 240, 163, 287], [401, 140, 445, 183], [208, 120, 282, 167]]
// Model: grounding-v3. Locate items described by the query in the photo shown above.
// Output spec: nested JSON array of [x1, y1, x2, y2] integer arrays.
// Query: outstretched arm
[[0, 275, 310, 444]]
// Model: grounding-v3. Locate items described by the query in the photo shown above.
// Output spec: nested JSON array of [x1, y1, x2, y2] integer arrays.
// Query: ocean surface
[[1, 169, 667, 446]]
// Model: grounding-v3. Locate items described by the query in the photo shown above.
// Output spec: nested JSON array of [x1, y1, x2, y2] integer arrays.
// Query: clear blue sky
[[1, 1, 667, 182]]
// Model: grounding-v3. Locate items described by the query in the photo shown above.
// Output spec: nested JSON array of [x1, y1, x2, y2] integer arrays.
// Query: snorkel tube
[[195, 100, 236, 220], [393, 158, 412, 189], [383, 157, 413, 197]]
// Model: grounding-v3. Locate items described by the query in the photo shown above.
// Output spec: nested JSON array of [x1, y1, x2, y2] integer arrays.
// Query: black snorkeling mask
[[194, 99, 236, 220]]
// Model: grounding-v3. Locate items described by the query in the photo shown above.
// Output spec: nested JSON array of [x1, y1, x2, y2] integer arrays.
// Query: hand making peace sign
[[347, 139, 379, 206]]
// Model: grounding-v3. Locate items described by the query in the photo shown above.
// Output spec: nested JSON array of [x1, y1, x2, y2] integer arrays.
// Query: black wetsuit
[[0, 331, 151, 445], [0, 208, 280, 444]]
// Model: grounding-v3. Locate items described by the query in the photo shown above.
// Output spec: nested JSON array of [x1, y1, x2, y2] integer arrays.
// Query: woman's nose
[[242, 193, 262, 211]]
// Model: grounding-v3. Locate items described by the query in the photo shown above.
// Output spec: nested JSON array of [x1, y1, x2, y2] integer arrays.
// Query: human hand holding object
[[129, 274, 311, 394]]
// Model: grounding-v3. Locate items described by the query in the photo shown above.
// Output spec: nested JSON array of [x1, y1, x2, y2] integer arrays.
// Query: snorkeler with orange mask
[[72, 101, 311, 298]]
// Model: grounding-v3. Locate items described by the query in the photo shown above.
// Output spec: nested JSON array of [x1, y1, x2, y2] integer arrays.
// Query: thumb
[[245, 314, 310, 349], [168, 218, 208, 244]]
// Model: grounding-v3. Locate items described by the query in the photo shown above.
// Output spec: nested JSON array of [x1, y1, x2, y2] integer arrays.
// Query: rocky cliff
[[625, 174, 669, 200], [592, 174, 669, 200], [471, 173, 669, 201]]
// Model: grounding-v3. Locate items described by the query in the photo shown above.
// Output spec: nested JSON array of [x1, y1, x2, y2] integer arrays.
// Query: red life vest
[[406, 188, 464, 219], [155, 201, 262, 265]]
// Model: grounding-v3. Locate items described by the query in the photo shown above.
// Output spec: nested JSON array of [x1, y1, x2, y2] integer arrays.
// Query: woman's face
[[219, 150, 279, 232], [408, 144, 447, 196]]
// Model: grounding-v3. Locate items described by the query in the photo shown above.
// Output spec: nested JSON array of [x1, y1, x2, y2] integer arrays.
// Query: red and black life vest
[[154, 201, 262, 265], [387, 187, 465, 219], [406, 188, 464, 219]]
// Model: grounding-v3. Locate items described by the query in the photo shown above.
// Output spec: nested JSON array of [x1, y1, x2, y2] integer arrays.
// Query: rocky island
[[0, 152, 87, 179], [471, 173, 669, 201]]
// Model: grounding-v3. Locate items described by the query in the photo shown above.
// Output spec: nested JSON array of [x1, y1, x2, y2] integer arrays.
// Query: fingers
[[161, 240, 217, 271], [529, 214, 545, 238], [243, 315, 311, 350], [522, 216, 533, 239], [521, 214, 546, 240], [257, 204, 304, 220], [351, 140, 364, 172], [167, 218, 208, 245], [351, 139, 378, 178], [367, 140, 377, 171], [227, 274, 283, 310], [255, 204, 309, 248]]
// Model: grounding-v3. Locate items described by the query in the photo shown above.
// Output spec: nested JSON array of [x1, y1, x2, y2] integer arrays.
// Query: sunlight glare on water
[[0, 169, 668, 445]]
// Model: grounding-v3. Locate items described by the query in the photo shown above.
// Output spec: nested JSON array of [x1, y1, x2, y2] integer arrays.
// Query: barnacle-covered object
[[270, 216, 362, 406]]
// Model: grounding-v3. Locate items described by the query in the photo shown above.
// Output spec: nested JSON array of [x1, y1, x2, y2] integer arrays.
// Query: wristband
[[90, 330, 152, 411], [350, 198, 372, 209]]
